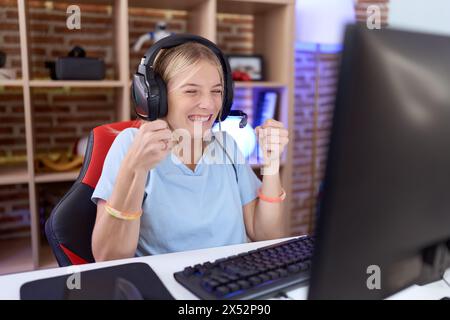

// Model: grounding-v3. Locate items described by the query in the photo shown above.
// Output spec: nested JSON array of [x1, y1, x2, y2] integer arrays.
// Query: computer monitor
[[308, 24, 450, 299]]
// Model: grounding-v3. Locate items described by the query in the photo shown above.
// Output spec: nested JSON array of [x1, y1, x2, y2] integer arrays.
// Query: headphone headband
[[143, 34, 224, 67]]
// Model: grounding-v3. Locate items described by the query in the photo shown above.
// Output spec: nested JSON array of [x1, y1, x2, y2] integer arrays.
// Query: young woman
[[91, 41, 289, 261]]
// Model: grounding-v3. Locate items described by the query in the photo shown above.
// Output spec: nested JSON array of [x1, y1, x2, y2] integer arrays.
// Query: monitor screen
[[308, 24, 450, 299]]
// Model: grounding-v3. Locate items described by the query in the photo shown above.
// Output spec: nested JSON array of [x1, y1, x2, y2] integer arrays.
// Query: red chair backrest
[[45, 120, 141, 266]]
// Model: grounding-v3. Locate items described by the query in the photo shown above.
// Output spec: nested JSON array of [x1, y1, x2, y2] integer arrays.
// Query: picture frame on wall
[[226, 54, 264, 81]]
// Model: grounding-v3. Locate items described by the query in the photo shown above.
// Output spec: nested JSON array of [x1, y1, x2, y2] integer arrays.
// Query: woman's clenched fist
[[125, 120, 174, 172]]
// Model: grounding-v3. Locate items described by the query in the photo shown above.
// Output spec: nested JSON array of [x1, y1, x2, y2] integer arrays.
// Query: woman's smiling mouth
[[187, 114, 212, 122]]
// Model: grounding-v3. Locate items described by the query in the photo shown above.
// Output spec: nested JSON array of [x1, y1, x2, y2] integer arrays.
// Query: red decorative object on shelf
[[232, 70, 251, 81]]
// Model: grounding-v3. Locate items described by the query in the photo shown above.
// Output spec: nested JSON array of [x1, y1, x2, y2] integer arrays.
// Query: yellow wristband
[[104, 203, 142, 221]]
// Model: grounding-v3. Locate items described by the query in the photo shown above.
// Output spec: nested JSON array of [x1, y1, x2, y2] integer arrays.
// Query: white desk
[[0, 236, 449, 300]]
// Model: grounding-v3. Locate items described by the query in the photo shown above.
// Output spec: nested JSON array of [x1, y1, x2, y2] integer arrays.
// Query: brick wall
[[290, 0, 390, 236], [28, 1, 116, 79], [0, 1, 256, 239], [355, 0, 389, 27], [291, 52, 339, 236], [0, 87, 26, 156], [0, 184, 30, 239], [217, 14, 253, 54], [32, 87, 116, 154]]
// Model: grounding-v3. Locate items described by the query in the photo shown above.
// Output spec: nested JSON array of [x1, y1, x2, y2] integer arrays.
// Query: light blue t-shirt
[[91, 128, 262, 256]]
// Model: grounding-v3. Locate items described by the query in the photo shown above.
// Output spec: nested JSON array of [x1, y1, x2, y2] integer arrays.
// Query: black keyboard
[[173, 236, 314, 300]]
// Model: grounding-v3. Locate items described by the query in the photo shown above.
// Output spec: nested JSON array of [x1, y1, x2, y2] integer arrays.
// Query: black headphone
[[131, 33, 247, 127]]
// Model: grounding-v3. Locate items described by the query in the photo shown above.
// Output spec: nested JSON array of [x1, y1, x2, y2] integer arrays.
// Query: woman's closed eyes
[[183, 89, 222, 95]]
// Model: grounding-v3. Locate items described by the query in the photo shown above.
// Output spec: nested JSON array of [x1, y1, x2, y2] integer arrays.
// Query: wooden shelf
[[0, 80, 24, 87], [0, 237, 34, 276], [129, 0, 206, 10], [29, 80, 124, 88], [218, 0, 293, 14], [61, 0, 114, 4], [34, 171, 80, 184], [0, 165, 29, 186]]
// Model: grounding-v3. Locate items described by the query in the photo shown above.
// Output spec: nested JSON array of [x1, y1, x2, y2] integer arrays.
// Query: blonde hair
[[153, 42, 225, 121]]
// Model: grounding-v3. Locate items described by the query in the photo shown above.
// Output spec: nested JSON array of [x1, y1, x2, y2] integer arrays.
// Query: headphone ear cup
[[132, 73, 151, 120], [155, 75, 168, 118], [147, 76, 160, 121]]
